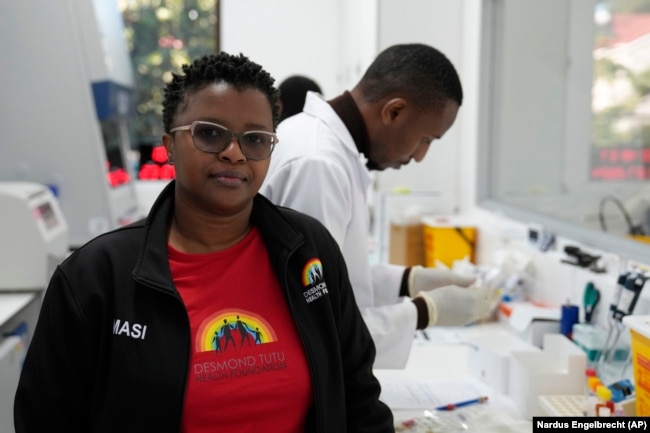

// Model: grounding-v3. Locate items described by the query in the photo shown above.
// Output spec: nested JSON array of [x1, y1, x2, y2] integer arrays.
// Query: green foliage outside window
[[120, 0, 217, 148], [592, 0, 650, 148]]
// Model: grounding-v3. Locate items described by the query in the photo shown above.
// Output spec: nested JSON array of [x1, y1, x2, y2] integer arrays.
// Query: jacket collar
[[132, 181, 304, 292]]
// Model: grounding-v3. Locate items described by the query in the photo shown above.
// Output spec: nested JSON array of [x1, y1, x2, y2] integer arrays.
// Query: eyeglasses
[[169, 121, 278, 161]]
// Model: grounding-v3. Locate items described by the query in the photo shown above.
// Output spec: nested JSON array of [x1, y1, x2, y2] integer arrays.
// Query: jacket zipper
[[281, 246, 324, 433], [144, 281, 192, 433]]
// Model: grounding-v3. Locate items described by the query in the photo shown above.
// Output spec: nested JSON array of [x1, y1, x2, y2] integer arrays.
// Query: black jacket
[[14, 181, 394, 433]]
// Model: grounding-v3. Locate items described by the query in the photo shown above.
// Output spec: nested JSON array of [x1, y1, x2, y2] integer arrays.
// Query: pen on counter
[[436, 396, 488, 411]]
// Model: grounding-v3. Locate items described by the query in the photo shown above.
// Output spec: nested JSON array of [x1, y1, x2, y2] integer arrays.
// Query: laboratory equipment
[[594, 386, 615, 417], [0, 182, 69, 290], [597, 270, 648, 373], [560, 302, 579, 340], [527, 224, 556, 252], [0, 0, 142, 248], [0, 181, 69, 433], [612, 271, 647, 320], [583, 282, 601, 324], [608, 378, 634, 403], [572, 323, 628, 363], [560, 245, 606, 273]]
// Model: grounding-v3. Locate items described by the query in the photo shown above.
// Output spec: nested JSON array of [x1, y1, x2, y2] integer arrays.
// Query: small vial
[[582, 369, 598, 416], [597, 406, 612, 417], [595, 385, 615, 417]]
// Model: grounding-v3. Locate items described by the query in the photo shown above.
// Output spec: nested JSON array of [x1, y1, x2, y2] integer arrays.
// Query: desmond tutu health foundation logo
[[192, 309, 288, 383], [302, 258, 328, 303], [195, 309, 277, 354]]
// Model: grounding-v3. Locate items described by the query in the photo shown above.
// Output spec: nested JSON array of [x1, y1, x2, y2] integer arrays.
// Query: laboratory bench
[[372, 321, 580, 432], [0, 291, 42, 433]]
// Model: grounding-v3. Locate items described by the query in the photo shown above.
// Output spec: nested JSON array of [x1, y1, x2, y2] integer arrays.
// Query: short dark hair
[[162, 52, 280, 132], [357, 43, 462, 111], [278, 75, 322, 122]]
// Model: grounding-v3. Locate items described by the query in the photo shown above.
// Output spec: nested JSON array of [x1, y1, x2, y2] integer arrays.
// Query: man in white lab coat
[[261, 43, 495, 368]]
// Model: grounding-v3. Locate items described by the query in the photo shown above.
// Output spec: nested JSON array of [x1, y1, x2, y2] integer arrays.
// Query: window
[[478, 0, 650, 263], [119, 0, 218, 146], [591, 1, 650, 183]]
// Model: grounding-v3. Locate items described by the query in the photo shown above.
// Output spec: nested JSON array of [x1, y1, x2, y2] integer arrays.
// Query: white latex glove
[[416, 284, 501, 327], [408, 265, 476, 298]]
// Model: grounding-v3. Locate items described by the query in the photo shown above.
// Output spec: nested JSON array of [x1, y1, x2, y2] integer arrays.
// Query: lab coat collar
[[303, 92, 372, 192], [328, 91, 371, 159]]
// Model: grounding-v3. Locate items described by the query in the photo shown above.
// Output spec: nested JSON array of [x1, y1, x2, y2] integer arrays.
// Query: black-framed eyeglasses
[[169, 121, 278, 161]]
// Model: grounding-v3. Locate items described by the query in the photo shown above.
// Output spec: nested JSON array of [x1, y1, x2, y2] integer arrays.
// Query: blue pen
[[436, 396, 488, 411]]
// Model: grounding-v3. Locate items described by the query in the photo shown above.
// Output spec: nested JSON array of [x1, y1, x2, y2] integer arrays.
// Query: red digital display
[[591, 148, 650, 181]]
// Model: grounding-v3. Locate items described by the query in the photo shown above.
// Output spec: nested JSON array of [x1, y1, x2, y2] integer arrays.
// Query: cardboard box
[[389, 223, 424, 266]]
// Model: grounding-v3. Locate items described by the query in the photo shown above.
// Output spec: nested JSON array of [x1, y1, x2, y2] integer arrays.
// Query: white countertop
[[0, 292, 37, 327]]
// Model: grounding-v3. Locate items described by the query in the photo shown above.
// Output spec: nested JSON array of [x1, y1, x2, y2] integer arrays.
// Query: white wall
[[377, 0, 482, 216], [222, 0, 478, 216], [220, 0, 377, 98]]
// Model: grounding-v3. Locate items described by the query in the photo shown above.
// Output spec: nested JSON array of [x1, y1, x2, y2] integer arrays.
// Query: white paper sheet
[[413, 327, 464, 346], [379, 377, 493, 410]]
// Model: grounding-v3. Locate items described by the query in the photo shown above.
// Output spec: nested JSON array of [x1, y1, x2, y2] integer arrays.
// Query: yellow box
[[422, 217, 476, 268], [623, 315, 650, 416]]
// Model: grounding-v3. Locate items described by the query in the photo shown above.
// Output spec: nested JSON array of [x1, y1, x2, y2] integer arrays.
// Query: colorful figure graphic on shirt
[[220, 319, 236, 351], [195, 310, 278, 353], [303, 258, 324, 286], [236, 315, 254, 347], [212, 330, 222, 355], [309, 266, 322, 283]]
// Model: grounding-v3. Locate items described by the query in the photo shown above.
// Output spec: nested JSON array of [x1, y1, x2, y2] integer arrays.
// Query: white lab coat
[[261, 92, 416, 368]]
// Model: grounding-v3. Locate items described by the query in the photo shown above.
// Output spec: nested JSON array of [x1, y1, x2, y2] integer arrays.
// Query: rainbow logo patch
[[302, 258, 323, 286], [195, 309, 277, 352]]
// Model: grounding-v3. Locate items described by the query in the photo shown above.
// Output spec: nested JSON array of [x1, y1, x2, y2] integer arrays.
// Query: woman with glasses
[[14, 52, 394, 433]]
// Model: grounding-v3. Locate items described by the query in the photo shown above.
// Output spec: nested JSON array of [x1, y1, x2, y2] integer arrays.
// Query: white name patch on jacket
[[113, 319, 148, 340]]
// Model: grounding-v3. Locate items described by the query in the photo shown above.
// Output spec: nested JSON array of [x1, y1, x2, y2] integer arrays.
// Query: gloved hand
[[408, 265, 476, 298], [416, 284, 501, 327]]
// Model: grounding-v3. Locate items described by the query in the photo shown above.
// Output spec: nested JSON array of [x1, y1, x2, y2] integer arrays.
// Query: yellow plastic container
[[421, 216, 476, 268], [623, 315, 650, 415]]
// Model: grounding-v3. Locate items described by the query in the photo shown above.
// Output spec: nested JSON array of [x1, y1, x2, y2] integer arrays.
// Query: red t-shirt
[[169, 227, 313, 433]]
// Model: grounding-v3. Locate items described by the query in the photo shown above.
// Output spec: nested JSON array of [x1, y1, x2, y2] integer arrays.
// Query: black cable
[[598, 195, 643, 235]]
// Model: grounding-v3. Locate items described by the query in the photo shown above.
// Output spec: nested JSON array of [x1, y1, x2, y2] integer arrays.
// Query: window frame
[[477, 0, 650, 264]]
